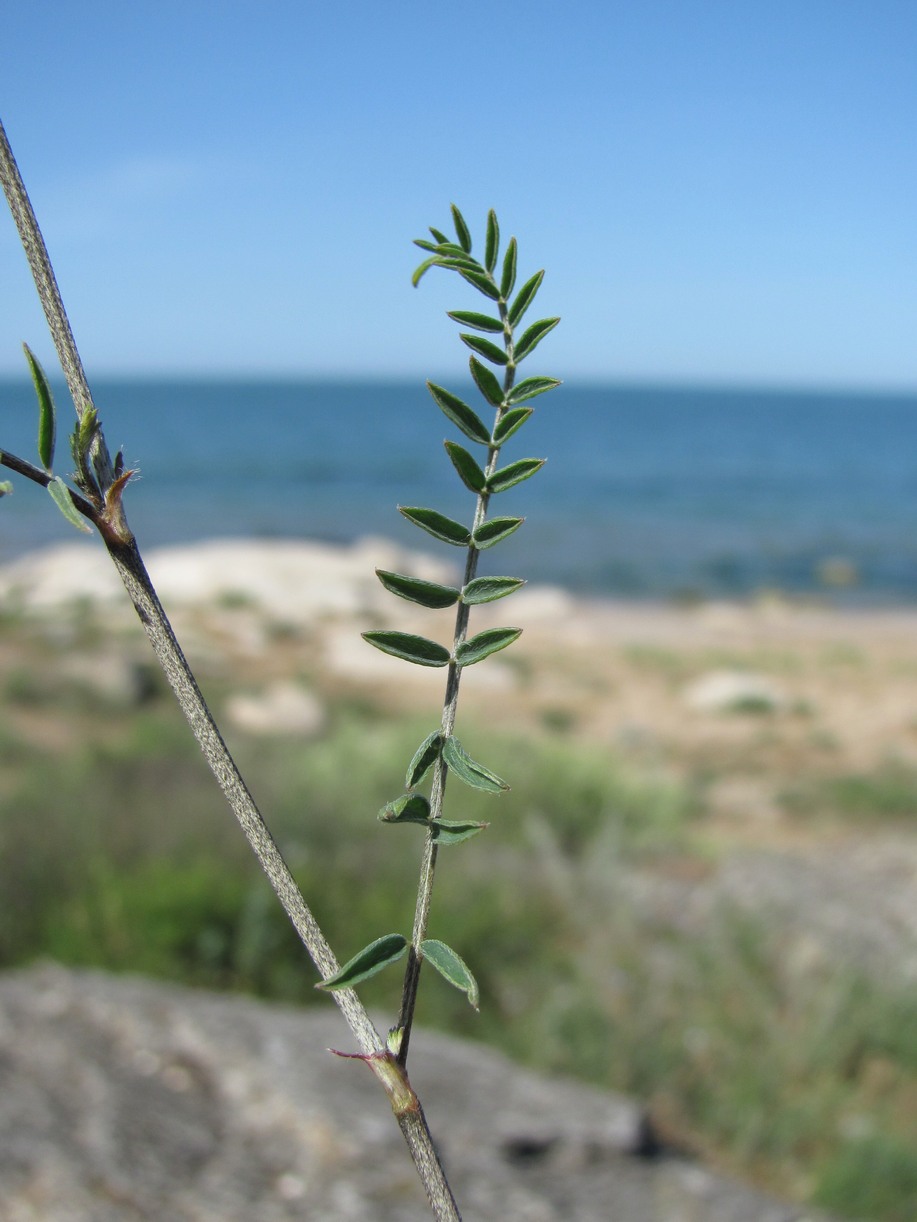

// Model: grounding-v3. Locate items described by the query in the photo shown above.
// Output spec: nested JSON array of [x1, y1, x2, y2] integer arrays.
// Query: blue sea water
[[2, 376, 917, 603]]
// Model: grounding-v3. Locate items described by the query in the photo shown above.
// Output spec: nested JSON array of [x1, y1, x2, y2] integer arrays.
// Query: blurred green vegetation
[[1, 653, 915, 1219]]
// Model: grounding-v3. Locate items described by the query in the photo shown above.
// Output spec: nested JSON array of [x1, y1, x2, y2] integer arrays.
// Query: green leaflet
[[24, 345, 56, 473], [484, 209, 500, 274], [379, 793, 432, 824], [405, 730, 443, 787], [460, 334, 508, 366], [0, 481, 13, 497], [469, 357, 504, 407], [446, 309, 503, 334], [487, 457, 545, 495], [462, 575, 526, 605], [507, 269, 545, 326], [47, 477, 91, 532], [442, 734, 509, 792], [514, 317, 560, 363], [473, 516, 524, 549], [507, 376, 561, 405], [316, 933, 407, 991], [399, 506, 471, 546], [500, 237, 517, 300], [492, 406, 533, 445], [429, 226, 449, 244], [459, 267, 501, 300], [445, 441, 486, 493], [451, 203, 472, 253], [421, 939, 480, 1009], [455, 626, 522, 667], [362, 631, 450, 667], [375, 569, 460, 609], [426, 382, 490, 445]]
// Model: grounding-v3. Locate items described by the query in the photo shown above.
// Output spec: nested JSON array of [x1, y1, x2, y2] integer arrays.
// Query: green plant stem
[[397, 295, 517, 1067], [0, 115, 461, 1222]]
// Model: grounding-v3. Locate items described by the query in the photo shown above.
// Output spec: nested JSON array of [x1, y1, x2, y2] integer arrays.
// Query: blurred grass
[[1, 654, 916, 1219]]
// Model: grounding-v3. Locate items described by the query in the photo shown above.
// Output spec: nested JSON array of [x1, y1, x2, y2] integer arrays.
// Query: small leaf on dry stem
[[376, 569, 460, 609], [488, 457, 546, 494], [399, 506, 472, 546], [379, 793, 432, 824], [47, 476, 91, 532], [316, 933, 408, 991], [363, 631, 451, 668], [406, 731, 443, 787], [24, 344, 56, 473], [444, 441, 486, 493], [427, 382, 491, 445], [421, 939, 480, 1009], [462, 575, 526, 604], [455, 626, 522, 667], [473, 516, 524, 549], [442, 735, 509, 792], [469, 356, 505, 407], [0, 481, 13, 497], [430, 820, 489, 846]]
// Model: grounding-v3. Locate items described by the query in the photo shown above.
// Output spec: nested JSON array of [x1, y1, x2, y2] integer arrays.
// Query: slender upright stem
[[0, 115, 461, 1222], [396, 292, 517, 1066]]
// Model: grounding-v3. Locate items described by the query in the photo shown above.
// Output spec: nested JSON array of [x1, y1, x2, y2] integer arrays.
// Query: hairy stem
[[0, 115, 461, 1222]]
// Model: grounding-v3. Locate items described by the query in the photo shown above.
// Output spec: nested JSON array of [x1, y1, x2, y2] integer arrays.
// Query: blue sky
[[1, 1, 915, 389]]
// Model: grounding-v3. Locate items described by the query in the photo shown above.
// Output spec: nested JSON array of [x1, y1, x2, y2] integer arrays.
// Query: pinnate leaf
[[447, 310, 503, 333], [445, 441, 486, 493], [362, 631, 450, 667], [48, 477, 91, 532], [427, 382, 490, 445], [473, 516, 524, 549], [406, 731, 443, 787], [493, 406, 533, 444], [488, 457, 545, 494], [451, 203, 472, 253], [399, 506, 471, 546], [514, 317, 560, 362], [24, 345, 56, 473], [442, 734, 509, 792], [455, 626, 522, 667], [507, 269, 545, 325], [316, 933, 407, 991], [375, 569, 460, 609], [462, 575, 526, 604], [469, 357, 504, 407], [508, 376, 561, 405], [421, 939, 480, 1008], [460, 334, 508, 366]]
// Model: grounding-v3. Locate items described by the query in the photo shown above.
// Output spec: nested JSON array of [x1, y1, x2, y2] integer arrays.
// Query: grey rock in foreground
[[0, 965, 837, 1221]]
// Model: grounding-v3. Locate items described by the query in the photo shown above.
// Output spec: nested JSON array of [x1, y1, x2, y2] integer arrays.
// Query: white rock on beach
[[0, 537, 456, 624]]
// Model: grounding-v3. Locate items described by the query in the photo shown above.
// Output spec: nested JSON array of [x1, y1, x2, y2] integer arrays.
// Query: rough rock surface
[[0, 964, 838, 1222]]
